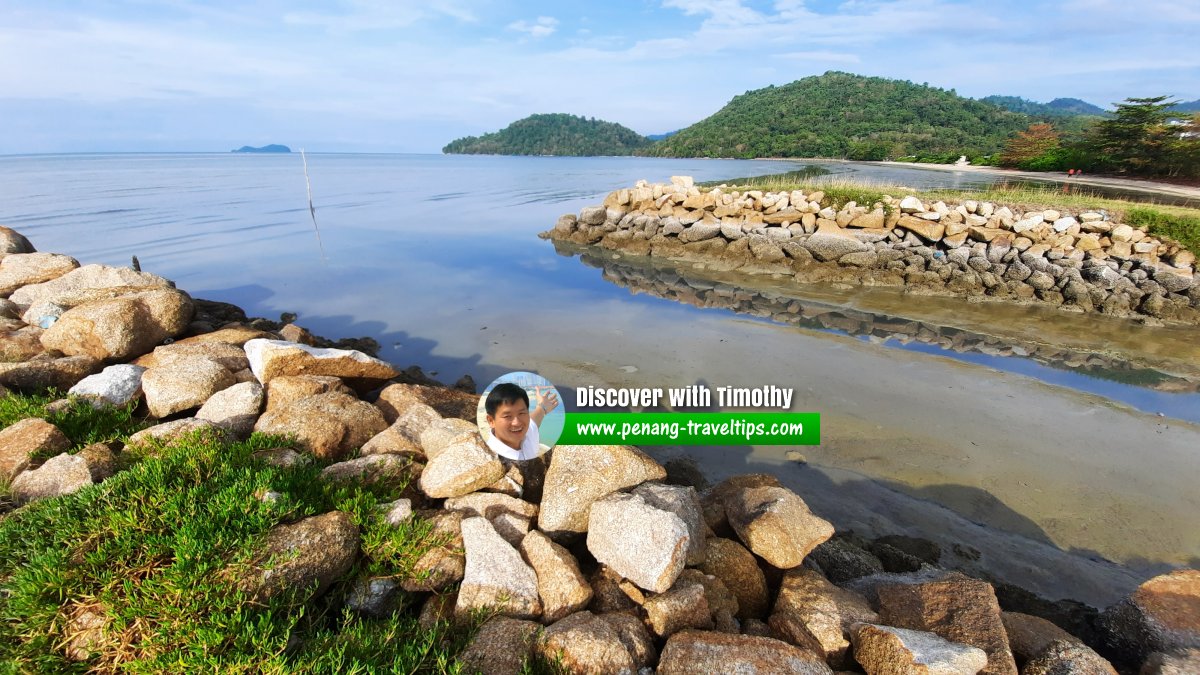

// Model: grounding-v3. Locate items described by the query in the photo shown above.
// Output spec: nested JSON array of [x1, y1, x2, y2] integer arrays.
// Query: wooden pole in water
[[301, 149, 327, 261]]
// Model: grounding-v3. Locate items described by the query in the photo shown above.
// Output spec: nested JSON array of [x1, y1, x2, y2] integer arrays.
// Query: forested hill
[[442, 114, 652, 156], [648, 72, 1031, 160], [980, 95, 1107, 117]]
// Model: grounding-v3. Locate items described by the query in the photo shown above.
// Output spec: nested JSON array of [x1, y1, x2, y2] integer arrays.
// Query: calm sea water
[[3, 153, 1198, 587]]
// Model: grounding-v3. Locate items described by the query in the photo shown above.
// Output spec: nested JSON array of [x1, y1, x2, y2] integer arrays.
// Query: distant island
[[442, 113, 652, 156], [232, 144, 291, 153]]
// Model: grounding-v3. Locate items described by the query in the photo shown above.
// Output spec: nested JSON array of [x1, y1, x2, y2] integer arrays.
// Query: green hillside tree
[[1090, 96, 1177, 174]]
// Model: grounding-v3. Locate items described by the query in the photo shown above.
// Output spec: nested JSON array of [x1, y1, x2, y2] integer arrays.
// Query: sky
[[1, 0, 1197, 154]]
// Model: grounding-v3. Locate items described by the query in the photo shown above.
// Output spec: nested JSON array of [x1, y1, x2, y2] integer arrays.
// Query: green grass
[[1126, 207, 1200, 254], [0, 392, 147, 455], [702, 175, 899, 214], [0, 392, 498, 674]]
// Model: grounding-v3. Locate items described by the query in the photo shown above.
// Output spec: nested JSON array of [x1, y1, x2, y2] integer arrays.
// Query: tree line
[[1000, 97, 1199, 178]]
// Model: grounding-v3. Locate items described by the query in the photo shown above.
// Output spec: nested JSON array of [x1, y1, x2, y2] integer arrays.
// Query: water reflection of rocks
[[557, 241, 1200, 395]]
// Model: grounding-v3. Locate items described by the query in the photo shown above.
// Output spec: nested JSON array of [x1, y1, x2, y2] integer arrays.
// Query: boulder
[[769, 568, 878, 668], [171, 325, 272, 347], [9, 264, 171, 308], [588, 565, 638, 614], [320, 454, 419, 491], [400, 510, 465, 592], [801, 230, 871, 262], [899, 196, 924, 213], [359, 423, 425, 458], [243, 338, 398, 385], [809, 536, 886, 583], [39, 288, 193, 361], [0, 253, 79, 296], [67, 364, 146, 407], [125, 418, 221, 448], [368, 500, 408, 529], [141, 357, 237, 418], [78, 443, 117, 482], [538, 611, 638, 674], [456, 517, 542, 620], [1001, 611, 1080, 663], [443, 491, 533, 544], [851, 623, 988, 675], [0, 417, 71, 482], [345, 577, 404, 619], [644, 579, 714, 638], [419, 435, 505, 499], [658, 630, 833, 674], [418, 417, 478, 459], [539, 444, 666, 536], [896, 215, 946, 243], [264, 374, 353, 412], [1141, 649, 1200, 675], [0, 226, 35, 254], [701, 473, 783, 534], [725, 486, 834, 568], [0, 325, 44, 361], [677, 568, 740, 633], [1098, 569, 1200, 662], [595, 612, 657, 669], [699, 536, 770, 620], [1023, 639, 1117, 675], [239, 511, 359, 603], [877, 572, 1017, 675], [633, 482, 706, 565], [580, 206, 607, 226], [195, 381, 263, 436], [587, 491, 690, 593], [0, 355, 102, 392], [519, 530, 592, 623], [374, 382, 478, 422], [9, 453, 93, 504], [133, 341, 249, 372], [253, 391, 388, 461], [459, 615, 541, 675]]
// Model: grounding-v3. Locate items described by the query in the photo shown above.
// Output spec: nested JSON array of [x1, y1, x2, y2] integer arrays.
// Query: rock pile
[[1, 225, 1196, 673], [544, 177, 1200, 325]]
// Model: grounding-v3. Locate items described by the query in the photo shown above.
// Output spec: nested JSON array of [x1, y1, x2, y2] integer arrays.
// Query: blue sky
[[1, 0, 1197, 153]]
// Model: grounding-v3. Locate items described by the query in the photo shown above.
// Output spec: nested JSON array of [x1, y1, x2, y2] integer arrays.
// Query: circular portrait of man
[[476, 371, 564, 461]]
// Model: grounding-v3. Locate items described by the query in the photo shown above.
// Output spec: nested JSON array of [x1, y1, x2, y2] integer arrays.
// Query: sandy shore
[[872, 160, 1200, 201]]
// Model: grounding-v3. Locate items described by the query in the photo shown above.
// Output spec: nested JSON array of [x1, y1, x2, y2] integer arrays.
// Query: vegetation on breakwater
[[442, 113, 652, 156], [711, 175, 1200, 254]]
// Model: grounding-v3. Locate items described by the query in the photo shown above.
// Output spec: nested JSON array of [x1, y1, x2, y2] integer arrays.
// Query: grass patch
[[0, 391, 147, 454], [1125, 208, 1200, 255], [0, 426, 484, 673], [703, 174, 902, 214]]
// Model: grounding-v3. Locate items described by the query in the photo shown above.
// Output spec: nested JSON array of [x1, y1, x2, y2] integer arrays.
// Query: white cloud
[[778, 50, 861, 63], [507, 16, 559, 38]]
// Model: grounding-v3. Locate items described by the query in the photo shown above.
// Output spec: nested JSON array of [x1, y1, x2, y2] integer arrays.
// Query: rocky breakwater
[[1, 223, 1198, 674], [542, 177, 1200, 325]]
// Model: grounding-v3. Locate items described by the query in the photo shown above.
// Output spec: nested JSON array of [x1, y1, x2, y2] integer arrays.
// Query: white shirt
[[486, 418, 543, 461]]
